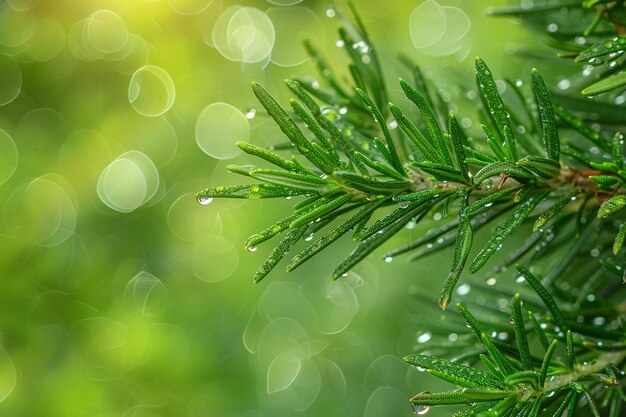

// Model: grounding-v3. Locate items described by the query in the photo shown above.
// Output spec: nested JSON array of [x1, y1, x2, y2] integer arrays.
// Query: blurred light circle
[[24, 18, 66, 61], [73, 317, 128, 380], [257, 317, 309, 368], [0, 348, 16, 403], [265, 358, 321, 411], [211, 6, 275, 65], [266, 351, 301, 394], [192, 234, 238, 282], [0, 129, 18, 185], [124, 271, 169, 317], [0, 7, 36, 48], [128, 116, 177, 167], [409, 0, 446, 49], [166, 0, 215, 15], [128, 65, 176, 117], [364, 386, 408, 417], [299, 276, 359, 334], [267, 0, 303, 5], [7, 0, 39, 11], [2, 174, 77, 246], [85, 10, 129, 54], [97, 151, 159, 213], [167, 192, 222, 241], [266, 7, 324, 67], [196, 102, 248, 159], [418, 6, 471, 57], [111, 35, 151, 74], [0, 54, 21, 105], [68, 19, 105, 61]]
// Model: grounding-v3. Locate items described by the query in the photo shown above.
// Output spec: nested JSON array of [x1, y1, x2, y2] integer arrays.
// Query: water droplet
[[433, 213, 442, 221], [515, 275, 525, 283], [547, 23, 558, 32], [339, 106, 348, 115], [248, 246, 258, 252], [388, 120, 398, 129], [417, 332, 432, 344], [197, 195, 213, 205], [384, 256, 393, 263], [448, 333, 458, 342], [325, 5, 336, 17], [486, 277, 497, 286], [399, 201, 410, 209], [557, 79, 571, 90], [335, 39, 345, 48], [586, 294, 596, 302], [592, 317, 605, 326], [412, 403, 430, 415], [456, 283, 471, 296], [245, 109, 256, 119], [304, 234, 314, 242]]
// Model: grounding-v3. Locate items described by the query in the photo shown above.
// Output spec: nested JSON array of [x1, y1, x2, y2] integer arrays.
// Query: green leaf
[[196, 183, 308, 200], [575, 36, 626, 62], [482, 124, 508, 162], [613, 223, 626, 255], [352, 151, 406, 181], [440, 188, 472, 310], [252, 82, 335, 174], [290, 99, 341, 166], [516, 156, 560, 179], [452, 402, 499, 417], [399, 78, 453, 165], [475, 58, 518, 162], [394, 188, 452, 203], [404, 353, 505, 389], [553, 103, 611, 152], [539, 339, 558, 388], [457, 302, 486, 343], [477, 393, 517, 417], [468, 187, 521, 213], [354, 199, 431, 241], [474, 161, 536, 184], [253, 226, 308, 283], [410, 390, 509, 407], [331, 203, 420, 278], [412, 161, 469, 183], [287, 197, 390, 271], [566, 330, 574, 369], [612, 131, 625, 170], [289, 193, 353, 228], [448, 114, 471, 182], [516, 265, 569, 333], [237, 141, 297, 172], [355, 88, 404, 174], [598, 195, 626, 219], [389, 103, 442, 163], [245, 197, 331, 248], [533, 191, 580, 232], [512, 293, 533, 371], [481, 333, 514, 378], [470, 193, 547, 273], [530, 68, 560, 162], [503, 370, 538, 387], [464, 145, 497, 164], [250, 169, 332, 193], [334, 171, 411, 195], [582, 72, 626, 96], [528, 311, 549, 351]]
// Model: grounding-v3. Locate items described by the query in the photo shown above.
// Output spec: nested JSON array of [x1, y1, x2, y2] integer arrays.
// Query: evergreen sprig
[[197, 2, 626, 415]]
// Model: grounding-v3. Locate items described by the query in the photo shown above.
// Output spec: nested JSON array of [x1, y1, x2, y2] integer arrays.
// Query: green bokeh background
[[0, 0, 541, 415]]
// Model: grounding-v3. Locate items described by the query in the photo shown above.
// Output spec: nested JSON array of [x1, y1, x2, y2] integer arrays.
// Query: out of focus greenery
[[0, 1, 539, 416]]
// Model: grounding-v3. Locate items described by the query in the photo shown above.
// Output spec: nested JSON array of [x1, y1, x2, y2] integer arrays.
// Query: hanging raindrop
[[197, 195, 213, 205]]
